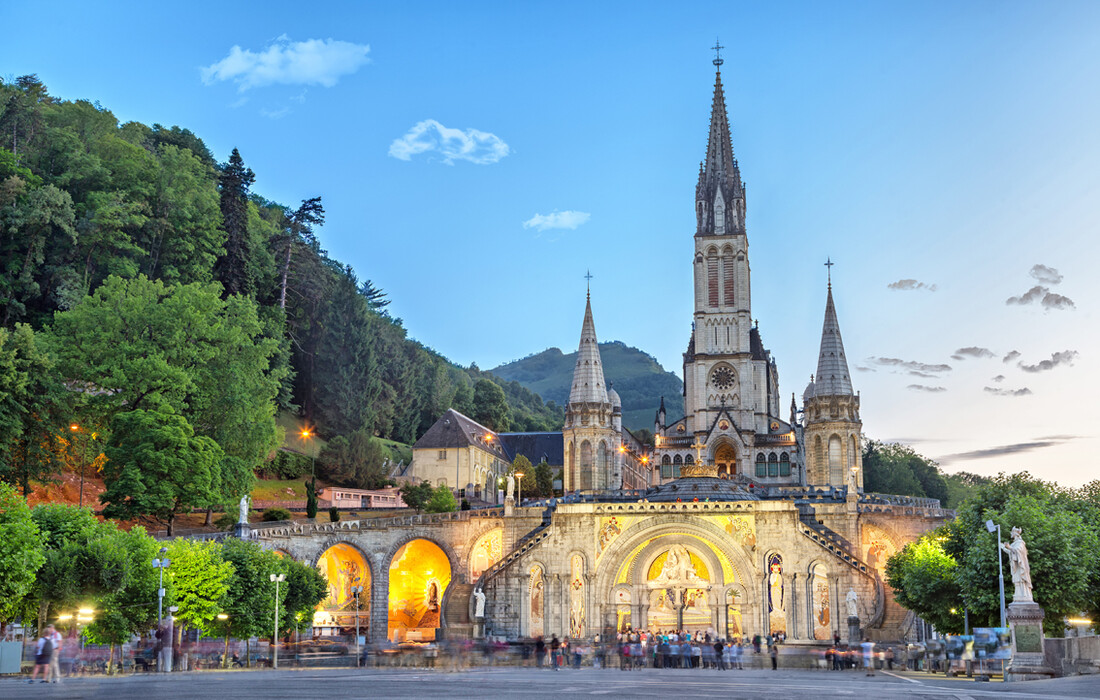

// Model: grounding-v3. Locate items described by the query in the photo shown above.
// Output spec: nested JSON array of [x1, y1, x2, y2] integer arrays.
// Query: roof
[[813, 285, 854, 396], [412, 408, 510, 459], [749, 325, 767, 361], [497, 432, 564, 468], [568, 294, 610, 405]]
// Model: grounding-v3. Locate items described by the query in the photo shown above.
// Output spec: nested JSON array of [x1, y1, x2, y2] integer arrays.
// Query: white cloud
[[388, 119, 509, 165], [522, 210, 591, 232], [260, 106, 290, 120], [201, 35, 370, 91]]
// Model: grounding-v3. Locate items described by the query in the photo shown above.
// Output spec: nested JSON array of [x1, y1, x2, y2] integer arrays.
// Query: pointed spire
[[814, 281, 854, 396], [695, 45, 746, 237], [568, 293, 609, 405]]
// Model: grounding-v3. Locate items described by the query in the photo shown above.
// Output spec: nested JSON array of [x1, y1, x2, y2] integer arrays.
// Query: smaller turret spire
[[568, 293, 609, 405], [814, 278, 854, 397]]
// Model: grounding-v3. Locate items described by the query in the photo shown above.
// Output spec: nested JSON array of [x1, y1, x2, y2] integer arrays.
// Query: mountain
[[490, 341, 684, 432]]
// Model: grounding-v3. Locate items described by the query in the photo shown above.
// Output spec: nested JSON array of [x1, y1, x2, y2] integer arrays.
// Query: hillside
[[490, 341, 684, 432]]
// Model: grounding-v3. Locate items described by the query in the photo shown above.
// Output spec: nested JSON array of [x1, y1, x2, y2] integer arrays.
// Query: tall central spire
[[568, 293, 609, 405], [814, 282, 854, 397], [695, 50, 746, 237]]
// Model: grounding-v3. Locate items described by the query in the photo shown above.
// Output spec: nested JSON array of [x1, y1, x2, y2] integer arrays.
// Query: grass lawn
[[251, 478, 310, 500]]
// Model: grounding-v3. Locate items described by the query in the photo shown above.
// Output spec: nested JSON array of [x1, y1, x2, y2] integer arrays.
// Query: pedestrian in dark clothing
[[769, 643, 778, 670], [535, 636, 546, 668], [550, 635, 561, 670]]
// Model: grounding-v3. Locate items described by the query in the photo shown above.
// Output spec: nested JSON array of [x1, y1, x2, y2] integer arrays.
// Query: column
[[805, 574, 815, 639], [369, 552, 389, 643], [789, 573, 800, 640], [586, 572, 597, 639]]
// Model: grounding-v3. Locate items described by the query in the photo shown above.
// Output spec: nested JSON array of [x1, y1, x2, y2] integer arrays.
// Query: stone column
[[1005, 601, 1055, 681], [370, 552, 389, 643], [832, 577, 842, 642], [586, 573, 597, 639], [789, 573, 800, 640], [552, 574, 563, 638]]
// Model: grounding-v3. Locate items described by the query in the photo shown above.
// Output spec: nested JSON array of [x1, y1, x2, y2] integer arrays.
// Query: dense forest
[[0, 75, 562, 524]]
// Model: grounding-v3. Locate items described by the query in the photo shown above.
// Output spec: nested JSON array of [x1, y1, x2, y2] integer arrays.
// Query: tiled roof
[[412, 409, 510, 459], [497, 432, 564, 468]]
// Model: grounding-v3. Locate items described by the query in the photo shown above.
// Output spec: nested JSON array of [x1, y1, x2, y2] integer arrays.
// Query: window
[[673, 454, 682, 479], [755, 453, 766, 478], [438, 449, 447, 460], [779, 453, 791, 477], [661, 454, 672, 479], [768, 453, 779, 477]]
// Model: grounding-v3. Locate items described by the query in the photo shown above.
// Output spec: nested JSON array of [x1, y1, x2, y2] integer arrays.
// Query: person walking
[[535, 636, 546, 669], [46, 624, 62, 684], [861, 638, 876, 677], [549, 635, 560, 671], [769, 642, 778, 670], [29, 631, 52, 683]]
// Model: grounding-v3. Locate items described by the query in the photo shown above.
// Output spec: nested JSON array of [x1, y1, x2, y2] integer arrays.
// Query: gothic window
[[768, 453, 779, 477], [755, 453, 766, 478], [685, 454, 694, 464], [829, 435, 843, 485], [707, 254, 719, 307], [661, 454, 672, 479], [711, 365, 736, 391], [779, 453, 791, 477], [580, 441, 594, 491], [722, 250, 735, 306], [673, 454, 682, 479]]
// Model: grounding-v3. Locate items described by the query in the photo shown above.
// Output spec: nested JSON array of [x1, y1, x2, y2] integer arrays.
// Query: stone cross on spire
[[825, 257, 834, 287], [584, 269, 593, 297], [712, 38, 724, 68]]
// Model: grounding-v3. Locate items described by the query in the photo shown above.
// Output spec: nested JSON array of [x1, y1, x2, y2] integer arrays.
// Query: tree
[[472, 378, 509, 431], [535, 460, 554, 498], [100, 408, 223, 535], [0, 483, 44, 626], [399, 481, 435, 514], [450, 380, 474, 415], [862, 440, 947, 503], [280, 557, 327, 636], [510, 455, 536, 498], [425, 485, 457, 513], [318, 429, 390, 490], [276, 197, 324, 310], [884, 532, 963, 634], [216, 539, 285, 665], [305, 478, 318, 519], [214, 148, 255, 298], [164, 538, 233, 637]]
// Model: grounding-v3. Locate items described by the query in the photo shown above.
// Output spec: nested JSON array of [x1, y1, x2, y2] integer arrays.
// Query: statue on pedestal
[[473, 587, 486, 619], [506, 474, 515, 502], [846, 588, 859, 618], [1001, 526, 1033, 602], [238, 495, 251, 524]]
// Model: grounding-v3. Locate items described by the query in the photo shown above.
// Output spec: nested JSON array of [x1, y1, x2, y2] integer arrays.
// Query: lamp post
[[70, 423, 86, 508], [152, 548, 170, 624], [351, 585, 363, 667], [985, 520, 1007, 629], [514, 472, 524, 505], [217, 614, 230, 668], [300, 429, 316, 478], [270, 573, 286, 669]]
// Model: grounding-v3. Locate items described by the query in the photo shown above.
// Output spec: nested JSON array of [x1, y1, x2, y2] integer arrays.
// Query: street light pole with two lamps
[[270, 573, 286, 669], [985, 520, 1008, 629]]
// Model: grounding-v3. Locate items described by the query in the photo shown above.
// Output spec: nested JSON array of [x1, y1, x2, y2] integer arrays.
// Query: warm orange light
[[514, 472, 524, 479], [618, 445, 626, 453], [641, 456, 649, 465], [484, 433, 493, 442], [70, 423, 79, 432], [301, 429, 311, 439], [217, 614, 229, 620]]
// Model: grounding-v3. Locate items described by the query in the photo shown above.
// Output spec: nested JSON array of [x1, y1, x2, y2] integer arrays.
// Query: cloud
[[992, 374, 1005, 382], [522, 210, 591, 232], [907, 384, 946, 393], [388, 120, 509, 165], [951, 346, 995, 361], [888, 279, 936, 292], [1002, 350, 1021, 364], [984, 386, 1032, 397], [1018, 350, 1078, 373], [201, 35, 370, 91], [1006, 285, 1075, 310], [260, 106, 290, 119], [868, 357, 952, 376], [938, 436, 1078, 463], [1029, 264, 1063, 285], [854, 365, 872, 373]]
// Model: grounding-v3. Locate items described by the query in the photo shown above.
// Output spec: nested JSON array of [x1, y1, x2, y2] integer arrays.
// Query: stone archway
[[313, 542, 371, 637], [714, 442, 738, 477], [388, 539, 452, 642]]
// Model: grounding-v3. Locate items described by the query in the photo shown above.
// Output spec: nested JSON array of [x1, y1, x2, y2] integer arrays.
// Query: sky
[[3, 1, 1099, 486]]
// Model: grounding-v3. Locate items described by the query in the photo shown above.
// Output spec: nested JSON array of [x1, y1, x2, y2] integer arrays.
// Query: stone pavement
[[3, 667, 1098, 699]]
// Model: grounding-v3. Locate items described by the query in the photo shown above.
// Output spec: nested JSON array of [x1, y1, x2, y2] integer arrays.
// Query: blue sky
[[3, 1, 1098, 485]]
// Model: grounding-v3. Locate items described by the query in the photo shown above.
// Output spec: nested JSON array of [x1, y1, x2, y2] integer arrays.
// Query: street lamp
[[514, 472, 524, 505], [351, 585, 363, 667], [985, 520, 1007, 629], [270, 573, 286, 669], [152, 548, 170, 624], [300, 429, 316, 479]]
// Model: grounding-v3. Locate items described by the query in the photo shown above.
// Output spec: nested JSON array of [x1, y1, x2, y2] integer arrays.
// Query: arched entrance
[[715, 443, 737, 477], [314, 543, 370, 637], [388, 539, 451, 642]]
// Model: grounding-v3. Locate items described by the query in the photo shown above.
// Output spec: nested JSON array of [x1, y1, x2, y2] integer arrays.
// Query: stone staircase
[[476, 508, 553, 590], [444, 581, 475, 635]]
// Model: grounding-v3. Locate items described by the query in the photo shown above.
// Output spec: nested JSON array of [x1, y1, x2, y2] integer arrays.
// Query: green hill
[[490, 341, 684, 432]]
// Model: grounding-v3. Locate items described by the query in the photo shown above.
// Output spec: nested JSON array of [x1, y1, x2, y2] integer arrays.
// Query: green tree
[[450, 380, 474, 415], [305, 478, 318, 519], [164, 538, 233, 636], [281, 557, 327, 636], [472, 378, 509, 431], [0, 483, 44, 626], [84, 526, 160, 672], [862, 440, 947, 503], [510, 455, 535, 498], [534, 460, 554, 498], [100, 408, 223, 535], [318, 429, 390, 489], [216, 538, 285, 665], [884, 532, 963, 634], [425, 484, 457, 513], [213, 148, 255, 298], [399, 481, 435, 514]]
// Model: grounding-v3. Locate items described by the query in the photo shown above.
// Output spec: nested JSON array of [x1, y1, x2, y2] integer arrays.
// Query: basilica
[[250, 59, 949, 647]]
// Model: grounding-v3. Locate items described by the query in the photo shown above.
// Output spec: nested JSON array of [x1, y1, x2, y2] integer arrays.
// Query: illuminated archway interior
[[313, 543, 370, 636], [388, 539, 451, 642]]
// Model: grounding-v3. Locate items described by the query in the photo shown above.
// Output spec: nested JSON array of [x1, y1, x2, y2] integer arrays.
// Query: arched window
[[685, 454, 694, 464], [722, 249, 736, 307], [779, 453, 791, 477], [829, 435, 843, 485], [580, 441, 594, 491], [755, 453, 766, 478], [661, 454, 672, 479], [707, 251, 719, 307], [768, 452, 779, 477], [673, 454, 682, 479]]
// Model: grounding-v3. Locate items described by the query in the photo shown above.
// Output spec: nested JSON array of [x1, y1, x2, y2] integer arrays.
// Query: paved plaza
[[4, 667, 1099, 699]]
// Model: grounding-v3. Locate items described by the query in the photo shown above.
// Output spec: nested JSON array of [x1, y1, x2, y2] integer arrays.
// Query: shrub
[[329, 507, 340, 522], [262, 507, 292, 522]]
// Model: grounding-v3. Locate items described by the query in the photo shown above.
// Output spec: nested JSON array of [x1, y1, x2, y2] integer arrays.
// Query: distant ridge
[[490, 341, 684, 432]]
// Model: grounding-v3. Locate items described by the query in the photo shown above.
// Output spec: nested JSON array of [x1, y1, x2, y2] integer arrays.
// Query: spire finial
[[824, 257, 834, 287], [584, 268, 593, 297], [712, 38, 724, 69]]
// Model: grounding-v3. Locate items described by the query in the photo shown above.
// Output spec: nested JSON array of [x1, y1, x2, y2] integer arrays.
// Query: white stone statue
[[846, 588, 859, 618], [238, 495, 251, 524], [473, 587, 486, 618], [651, 544, 704, 585], [506, 474, 515, 502], [1000, 526, 1033, 602]]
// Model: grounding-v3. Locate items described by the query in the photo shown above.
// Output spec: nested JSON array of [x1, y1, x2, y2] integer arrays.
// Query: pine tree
[[214, 148, 255, 297]]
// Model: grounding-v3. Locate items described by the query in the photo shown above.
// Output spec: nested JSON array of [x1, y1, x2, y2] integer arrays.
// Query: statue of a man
[[238, 495, 251, 524], [474, 587, 486, 619], [846, 588, 859, 618], [506, 474, 515, 502], [1000, 526, 1033, 602]]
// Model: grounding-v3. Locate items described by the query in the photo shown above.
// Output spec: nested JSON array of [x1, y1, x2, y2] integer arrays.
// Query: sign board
[[1014, 624, 1043, 654]]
